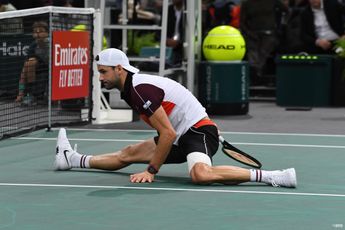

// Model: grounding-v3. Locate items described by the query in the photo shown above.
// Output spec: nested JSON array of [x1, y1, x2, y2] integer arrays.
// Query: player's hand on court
[[130, 171, 154, 183]]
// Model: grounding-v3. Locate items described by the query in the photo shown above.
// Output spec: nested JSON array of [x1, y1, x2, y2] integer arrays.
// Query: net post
[[48, 11, 53, 130], [92, 9, 102, 124]]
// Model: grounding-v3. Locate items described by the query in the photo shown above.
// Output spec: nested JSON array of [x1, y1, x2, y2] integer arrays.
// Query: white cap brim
[[123, 65, 140, 74], [95, 48, 140, 74]]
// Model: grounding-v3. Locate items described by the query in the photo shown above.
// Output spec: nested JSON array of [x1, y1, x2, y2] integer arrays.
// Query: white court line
[[12, 137, 144, 142], [60, 128, 345, 138], [11, 137, 345, 149], [0, 182, 344, 198], [61, 128, 155, 133]]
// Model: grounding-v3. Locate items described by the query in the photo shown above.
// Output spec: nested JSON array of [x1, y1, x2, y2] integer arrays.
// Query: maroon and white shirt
[[121, 73, 208, 145]]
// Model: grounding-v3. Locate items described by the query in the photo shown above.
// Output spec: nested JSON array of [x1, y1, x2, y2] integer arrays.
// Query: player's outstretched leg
[[54, 128, 91, 170], [189, 160, 297, 188]]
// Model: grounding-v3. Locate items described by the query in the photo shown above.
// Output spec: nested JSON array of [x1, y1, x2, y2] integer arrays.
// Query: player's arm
[[130, 106, 176, 183], [147, 105, 176, 171]]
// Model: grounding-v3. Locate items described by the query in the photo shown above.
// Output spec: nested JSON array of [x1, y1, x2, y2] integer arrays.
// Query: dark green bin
[[276, 55, 332, 107], [198, 61, 249, 115]]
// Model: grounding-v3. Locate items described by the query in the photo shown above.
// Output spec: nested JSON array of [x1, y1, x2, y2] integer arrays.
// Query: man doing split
[[55, 48, 297, 187]]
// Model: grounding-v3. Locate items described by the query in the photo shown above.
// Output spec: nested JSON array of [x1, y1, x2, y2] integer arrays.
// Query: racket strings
[[223, 148, 261, 168]]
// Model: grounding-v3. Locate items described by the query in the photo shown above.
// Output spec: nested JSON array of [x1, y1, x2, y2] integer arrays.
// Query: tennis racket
[[219, 136, 262, 169]]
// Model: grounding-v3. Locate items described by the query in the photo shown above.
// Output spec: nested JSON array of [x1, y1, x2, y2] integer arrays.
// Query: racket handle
[[219, 135, 225, 143]]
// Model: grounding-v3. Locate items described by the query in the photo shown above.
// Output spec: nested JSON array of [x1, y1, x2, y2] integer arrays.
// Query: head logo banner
[[52, 31, 90, 100]]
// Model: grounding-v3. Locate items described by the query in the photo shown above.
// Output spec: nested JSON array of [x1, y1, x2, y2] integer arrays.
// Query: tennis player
[[55, 48, 297, 188]]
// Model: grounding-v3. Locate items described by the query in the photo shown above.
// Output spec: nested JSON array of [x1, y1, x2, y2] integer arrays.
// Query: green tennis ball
[[71, 24, 108, 50], [71, 24, 87, 31], [203, 26, 246, 61]]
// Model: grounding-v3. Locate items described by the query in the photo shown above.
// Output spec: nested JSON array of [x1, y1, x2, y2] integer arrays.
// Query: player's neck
[[118, 71, 128, 92]]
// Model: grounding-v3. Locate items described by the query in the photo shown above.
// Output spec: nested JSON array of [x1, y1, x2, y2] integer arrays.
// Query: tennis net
[[0, 6, 95, 139]]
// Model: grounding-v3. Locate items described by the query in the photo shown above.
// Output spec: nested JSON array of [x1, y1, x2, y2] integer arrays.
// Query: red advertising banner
[[52, 31, 90, 100]]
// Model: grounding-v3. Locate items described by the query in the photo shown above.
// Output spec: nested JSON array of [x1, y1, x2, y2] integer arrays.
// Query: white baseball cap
[[95, 48, 139, 73]]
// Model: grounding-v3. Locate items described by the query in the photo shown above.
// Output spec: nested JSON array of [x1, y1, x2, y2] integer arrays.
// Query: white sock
[[70, 151, 92, 168], [250, 169, 279, 184], [250, 169, 271, 183]]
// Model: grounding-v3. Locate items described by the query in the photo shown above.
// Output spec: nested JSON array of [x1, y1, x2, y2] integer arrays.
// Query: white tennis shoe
[[267, 168, 297, 188], [54, 128, 74, 170]]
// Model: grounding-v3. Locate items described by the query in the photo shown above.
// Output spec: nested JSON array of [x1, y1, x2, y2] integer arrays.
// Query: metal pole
[[196, 0, 202, 62], [159, 0, 169, 76], [186, 0, 195, 93], [122, 0, 128, 53]]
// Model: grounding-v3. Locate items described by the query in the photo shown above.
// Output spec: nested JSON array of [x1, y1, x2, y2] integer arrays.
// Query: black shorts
[[154, 125, 219, 164]]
